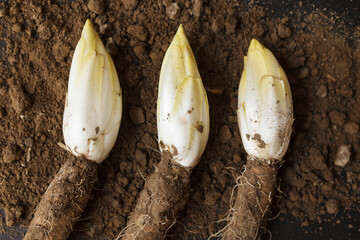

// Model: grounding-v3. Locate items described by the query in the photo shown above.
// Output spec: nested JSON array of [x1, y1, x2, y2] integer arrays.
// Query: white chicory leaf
[[63, 19, 122, 163], [157, 25, 209, 168], [237, 39, 293, 160]]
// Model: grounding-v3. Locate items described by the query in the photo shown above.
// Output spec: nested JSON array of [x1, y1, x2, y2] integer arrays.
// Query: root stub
[[223, 157, 278, 240], [24, 156, 98, 240], [121, 152, 191, 240]]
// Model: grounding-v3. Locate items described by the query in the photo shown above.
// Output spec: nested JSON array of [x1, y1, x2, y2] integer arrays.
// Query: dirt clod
[[133, 44, 147, 60], [344, 121, 359, 134], [52, 41, 71, 63], [166, 3, 180, 20], [129, 106, 145, 125], [211, 18, 222, 33], [24, 137, 34, 148], [124, 65, 140, 87], [121, 0, 138, 10], [225, 15, 237, 34], [127, 25, 148, 42], [309, 148, 326, 170], [329, 111, 346, 126], [316, 84, 327, 98], [326, 199, 339, 214], [278, 23, 292, 38], [334, 145, 351, 168], [37, 23, 52, 40], [8, 84, 30, 114], [4, 205, 23, 226], [0, 7, 7, 17], [219, 125, 232, 143], [87, 0, 105, 14], [11, 23, 21, 32], [2, 144, 23, 163], [135, 149, 147, 167], [191, 0, 203, 19], [298, 67, 309, 79]]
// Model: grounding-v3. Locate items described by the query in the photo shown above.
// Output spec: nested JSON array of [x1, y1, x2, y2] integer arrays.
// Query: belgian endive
[[157, 25, 209, 168], [237, 39, 293, 161], [63, 19, 122, 163]]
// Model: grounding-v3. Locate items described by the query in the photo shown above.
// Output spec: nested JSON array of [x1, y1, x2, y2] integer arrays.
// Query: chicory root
[[223, 157, 277, 239], [24, 19, 122, 240], [221, 39, 293, 239], [24, 157, 97, 240], [120, 25, 209, 240], [120, 152, 191, 240]]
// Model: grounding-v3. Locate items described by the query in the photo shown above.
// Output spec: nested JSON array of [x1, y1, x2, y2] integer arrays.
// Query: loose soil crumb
[[0, 0, 358, 239]]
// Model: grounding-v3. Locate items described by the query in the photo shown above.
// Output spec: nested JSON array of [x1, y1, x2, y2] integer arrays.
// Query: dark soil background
[[0, 0, 359, 239]]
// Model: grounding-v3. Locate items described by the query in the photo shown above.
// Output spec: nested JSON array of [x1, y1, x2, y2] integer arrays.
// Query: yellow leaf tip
[[174, 24, 189, 46], [176, 24, 185, 34], [249, 38, 265, 52], [82, 19, 97, 39]]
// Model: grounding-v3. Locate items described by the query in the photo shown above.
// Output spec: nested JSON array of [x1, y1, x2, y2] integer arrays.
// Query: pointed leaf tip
[[248, 38, 265, 52], [175, 24, 190, 46], [157, 23, 209, 168], [82, 19, 97, 39], [176, 24, 185, 34]]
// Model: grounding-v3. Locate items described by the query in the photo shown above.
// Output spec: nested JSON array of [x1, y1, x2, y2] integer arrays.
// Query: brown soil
[[0, 0, 358, 240]]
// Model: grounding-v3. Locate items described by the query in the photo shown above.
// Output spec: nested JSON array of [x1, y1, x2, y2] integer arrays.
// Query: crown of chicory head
[[237, 39, 293, 161], [63, 19, 122, 163], [157, 25, 209, 168]]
